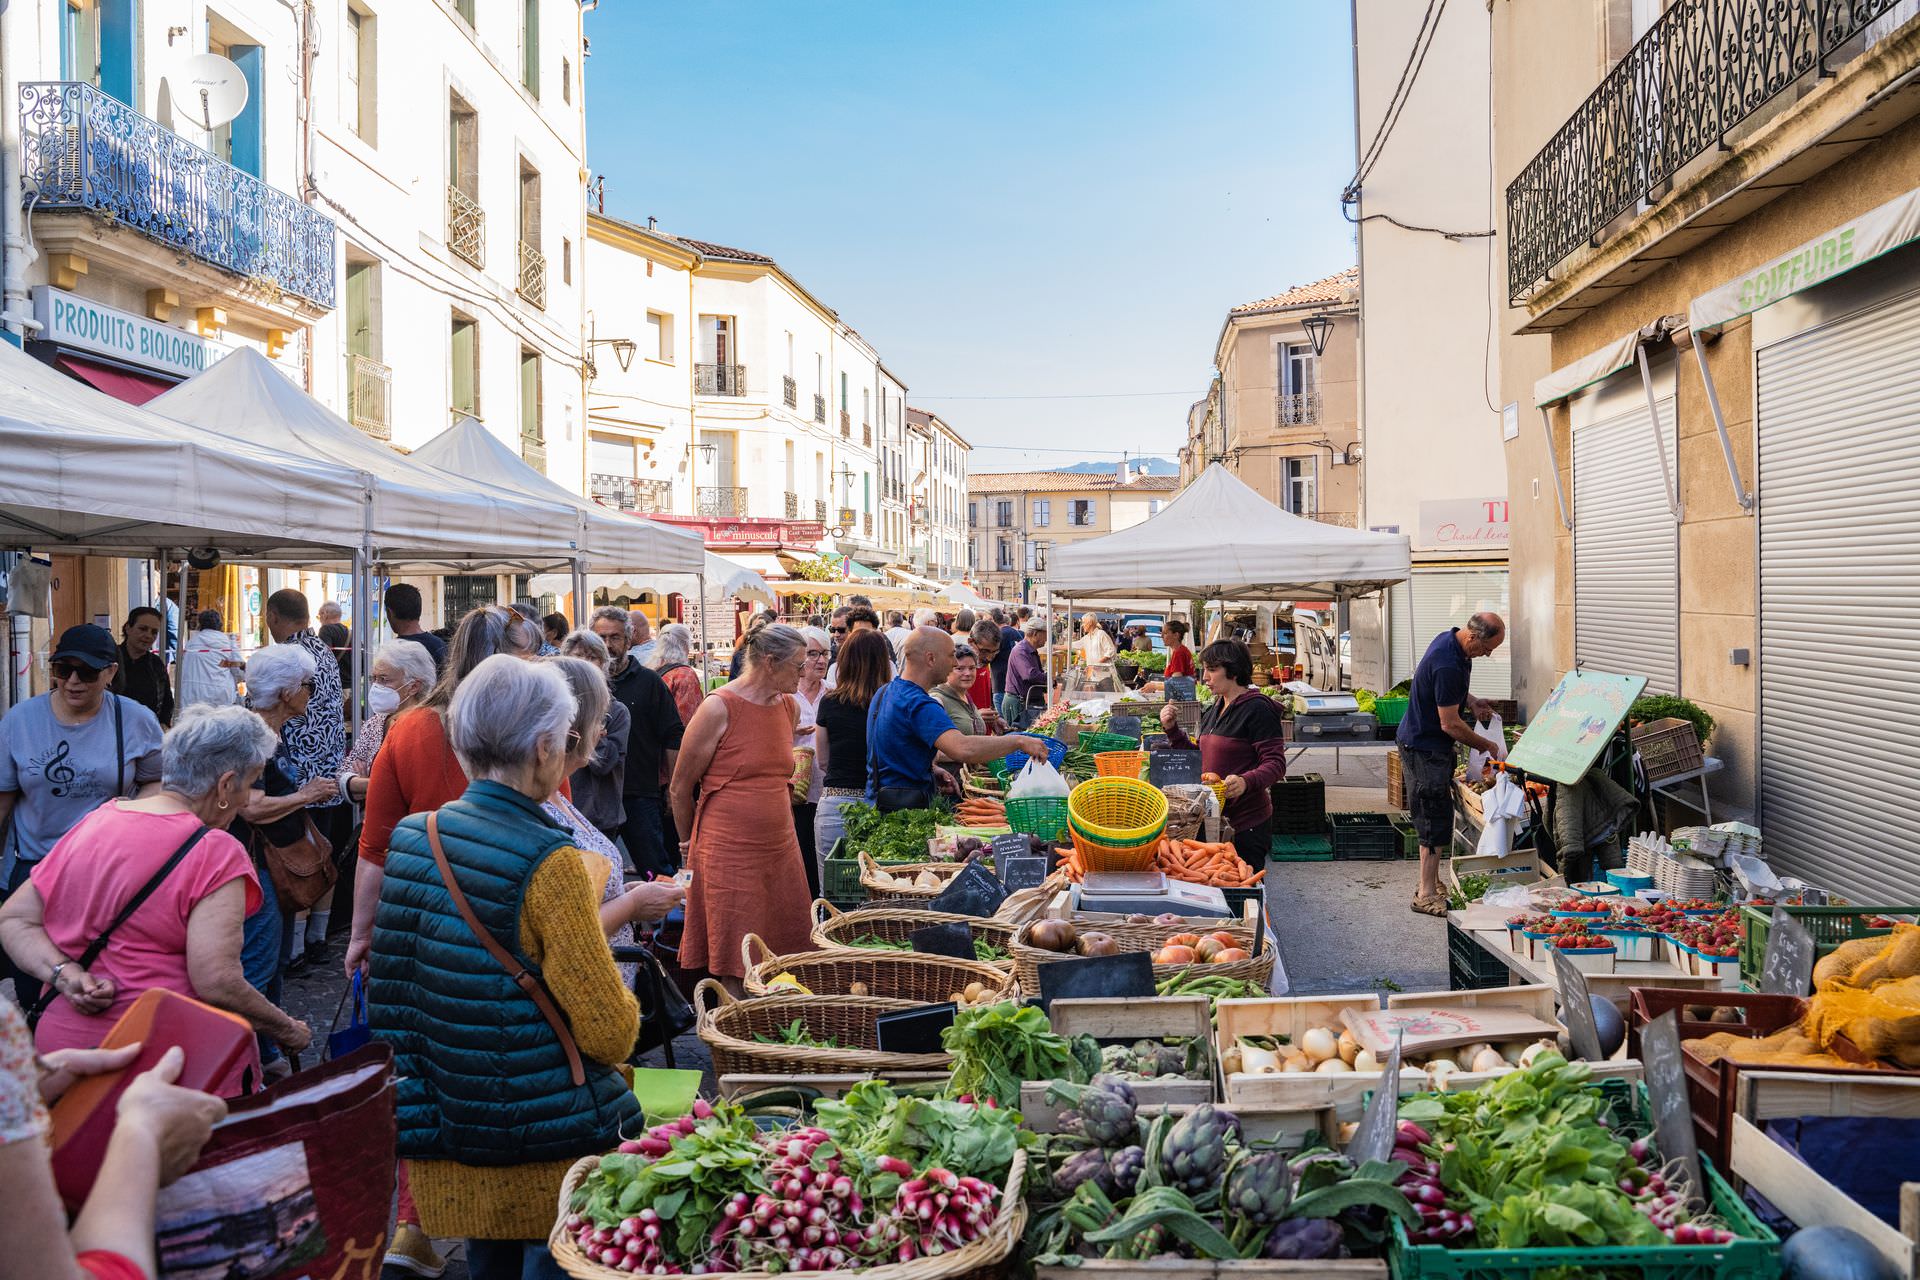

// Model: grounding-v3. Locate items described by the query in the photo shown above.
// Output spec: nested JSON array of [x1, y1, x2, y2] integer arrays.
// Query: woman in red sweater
[[1164, 619, 1196, 679]]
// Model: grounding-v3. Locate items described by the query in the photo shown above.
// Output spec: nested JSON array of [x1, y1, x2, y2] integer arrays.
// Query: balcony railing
[[521, 435, 546, 471], [447, 183, 484, 268], [784, 490, 800, 519], [839, 409, 851, 438], [591, 474, 672, 513], [815, 499, 828, 522], [696, 363, 745, 396], [814, 393, 826, 423], [1506, 0, 1905, 305], [517, 239, 547, 309], [1308, 510, 1357, 528], [698, 485, 749, 517], [782, 375, 798, 409], [863, 513, 873, 535], [346, 353, 392, 439], [1276, 390, 1321, 427], [862, 421, 872, 447], [19, 81, 337, 307]]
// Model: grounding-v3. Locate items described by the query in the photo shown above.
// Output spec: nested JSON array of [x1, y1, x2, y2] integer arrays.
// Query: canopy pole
[[1043, 588, 1054, 710], [697, 572, 710, 687], [571, 556, 589, 625], [172, 551, 188, 712], [1690, 337, 1756, 512], [350, 547, 367, 744], [1537, 407, 1574, 531], [1635, 343, 1685, 522]]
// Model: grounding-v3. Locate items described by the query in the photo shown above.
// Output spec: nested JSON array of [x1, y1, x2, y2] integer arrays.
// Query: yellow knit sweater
[[408, 846, 639, 1241]]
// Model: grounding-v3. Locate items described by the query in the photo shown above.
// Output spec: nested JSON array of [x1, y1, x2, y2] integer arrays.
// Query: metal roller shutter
[[1388, 579, 1414, 688], [1757, 285, 1920, 904], [1573, 383, 1679, 692], [1411, 568, 1513, 699]]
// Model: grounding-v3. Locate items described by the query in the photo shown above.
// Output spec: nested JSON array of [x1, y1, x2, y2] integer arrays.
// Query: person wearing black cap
[[0, 625, 164, 992]]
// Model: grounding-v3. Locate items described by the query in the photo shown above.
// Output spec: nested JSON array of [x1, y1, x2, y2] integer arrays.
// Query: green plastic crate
[[1329, 811, 1399, 860], [1270, 833, 1334, 862], [1737, 903, 1918, 991], [1447, 919, 1510, 990], [821, 840, 864, 906], [1390, 812, 1419, 858], [1076, 729, 1139, 753], [1373, 695, 1409, 726]]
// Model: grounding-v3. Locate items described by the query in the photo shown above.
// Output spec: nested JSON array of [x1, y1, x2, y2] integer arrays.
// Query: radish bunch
[[881, 1166, 1002, 1263], [726, 1127, 872, 1273], [617, 1099, 716, 1158], [565, 1208, 687, 1275], [1617, 1138, 1739, 1246], [1392, 1121, 1475, 1245]]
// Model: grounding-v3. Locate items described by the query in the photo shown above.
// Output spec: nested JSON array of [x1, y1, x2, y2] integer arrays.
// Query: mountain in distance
[[1050, 457, 1179, 476]]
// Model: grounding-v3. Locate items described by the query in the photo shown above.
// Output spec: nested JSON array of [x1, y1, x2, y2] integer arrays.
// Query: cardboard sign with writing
[[1552, 948, 1606, 1062], [999, 855, 1050, 893], [1107, 713, 1143, 741], [1035, 952, 1155, 1011], [1640, 1009, 1705, 1208], [1340, 1005, 1558, 1057], [927, 860, 1007, 917], [1760, 907, 1818, 996], [1148, 749, 1203, 787], [875, 1003, 957, 1055], [1348, 1036, 1403, 1165], [1165, 676, 1198, 702], [910, 922, 977, 961]]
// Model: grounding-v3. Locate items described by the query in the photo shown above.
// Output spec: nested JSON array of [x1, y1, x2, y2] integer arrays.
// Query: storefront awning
[[55, 354, 175, 406], [723, 551, 790, 579], [1532, 329, 1646, 408]]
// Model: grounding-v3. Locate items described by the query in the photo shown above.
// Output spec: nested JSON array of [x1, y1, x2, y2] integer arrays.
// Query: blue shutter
[[230, 45, 264, 177], [101, 0, 138, 104]]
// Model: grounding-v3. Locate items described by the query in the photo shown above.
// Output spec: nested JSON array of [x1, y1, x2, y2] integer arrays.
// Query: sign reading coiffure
[[33, 286, 228, 379], [1418, 498, 1509, 551]]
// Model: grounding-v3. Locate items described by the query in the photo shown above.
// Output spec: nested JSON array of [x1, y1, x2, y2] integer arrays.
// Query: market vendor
[[1398, 612, 1506, 918], [1004, 620, 1049, 728], [1157, 639, 1289, 872], [1074, 613, 1116, 667], [868, 628, 1048, 811], [1163, 618, 1195, 679]]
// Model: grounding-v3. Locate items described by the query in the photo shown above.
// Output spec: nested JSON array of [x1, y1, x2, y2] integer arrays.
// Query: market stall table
[[1449, 905, 1724, 1008], [1650, 755, 1725, 822]]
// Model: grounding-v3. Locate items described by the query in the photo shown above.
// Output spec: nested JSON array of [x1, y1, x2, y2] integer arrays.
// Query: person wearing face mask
[[336, 641, 439, 805]]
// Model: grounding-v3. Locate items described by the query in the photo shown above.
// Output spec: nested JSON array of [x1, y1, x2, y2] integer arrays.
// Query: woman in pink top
[[0, 706, 311, 1096]]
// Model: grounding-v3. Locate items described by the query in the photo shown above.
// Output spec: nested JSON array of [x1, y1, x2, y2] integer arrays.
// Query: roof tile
[[967, 470, 1179, 493], [676, 237, 775, 265], [1232, 266, 1358, 315]]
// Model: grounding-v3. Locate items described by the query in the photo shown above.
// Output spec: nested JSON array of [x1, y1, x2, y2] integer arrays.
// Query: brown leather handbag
[[260, 814, 337, 912]]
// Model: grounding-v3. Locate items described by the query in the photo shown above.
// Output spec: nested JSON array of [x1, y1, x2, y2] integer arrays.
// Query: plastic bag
[[1007, 758, 1070, 800], [1468, 712, 1505, 779], [1475, 771, 1526, 858], [1484, 885, 1535, 910]]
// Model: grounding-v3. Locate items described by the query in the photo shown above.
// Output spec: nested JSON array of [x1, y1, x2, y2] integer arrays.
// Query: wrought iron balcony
[[591, 474, 672, 513], [784, 490, 800, 519], [517, 239, 547, 310], [447, 184, 484, 268], [814, 393, 826, 423], [1506, 0, 1905, 305], [840, 409, 851, 438], [782, 375, 798, 409], [346, 354, 392, 439], [698, 485, 749, 517], [815, 499, 828, 522], [864, 512, 873, 535], [1276, 390, 1320, 427], [696, 363, 745, 396], [862, 421, 872, 447], [19, 81, 336, 307]]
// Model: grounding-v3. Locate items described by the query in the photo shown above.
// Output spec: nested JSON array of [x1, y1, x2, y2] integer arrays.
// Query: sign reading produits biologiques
[[33, 286, 228, 379]]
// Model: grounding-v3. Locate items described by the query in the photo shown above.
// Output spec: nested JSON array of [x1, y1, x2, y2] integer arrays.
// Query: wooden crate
[[1385, 983, 1558, 1019], [1729, 1071, 1920, 1279], [1455, 778, 1487, 825], [1037, 1258, 1386, 1280], [1445, 848, 1553, 896], [1023, 1096, 1339, 1149], [1017, 996, 1216, 1121], [1216, 993, 1383, 1118], [1386, 749, 1405, 809]]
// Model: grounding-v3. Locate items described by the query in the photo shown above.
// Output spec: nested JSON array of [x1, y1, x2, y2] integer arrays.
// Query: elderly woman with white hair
[[0, 705, 313, 1095], [369, 655, 641, 1280], [556, 629, 629, 844], [647, 622, 705, 853]]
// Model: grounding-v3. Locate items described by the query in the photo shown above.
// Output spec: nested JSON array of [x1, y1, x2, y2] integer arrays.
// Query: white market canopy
[[0, 338, 365, 558], [940, 581, 997, 608], [530, 551, 775, 608], [411, 417, 703, 575], [1047, 464, 1411, 601], [150, 348, 581, 570]]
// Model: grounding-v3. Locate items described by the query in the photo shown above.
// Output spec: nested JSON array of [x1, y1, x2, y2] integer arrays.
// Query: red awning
[[54, 354, 177, 405]]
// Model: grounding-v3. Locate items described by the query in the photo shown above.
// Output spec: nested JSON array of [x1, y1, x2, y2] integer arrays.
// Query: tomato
[[1208, 931, 1241, 949], [1194, 938, 1224, 962], [1212, 947, 1249, 963], [1155, 945, 1196, 966], [1166, 933, 1201, 949]]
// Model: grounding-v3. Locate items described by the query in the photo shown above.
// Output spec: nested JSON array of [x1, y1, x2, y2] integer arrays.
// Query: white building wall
[[582, 224, 695, 511]]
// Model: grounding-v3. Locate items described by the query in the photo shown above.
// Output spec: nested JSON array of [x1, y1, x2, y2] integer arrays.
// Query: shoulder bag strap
[[27, 822, 208, 1021], [112, 694, 125, 798], [425, 812, 586, 1087]]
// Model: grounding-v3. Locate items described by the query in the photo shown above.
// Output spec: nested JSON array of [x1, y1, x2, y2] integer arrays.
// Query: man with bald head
[[1399, 611, 1507, 916], [866, 627, 1047, 811]]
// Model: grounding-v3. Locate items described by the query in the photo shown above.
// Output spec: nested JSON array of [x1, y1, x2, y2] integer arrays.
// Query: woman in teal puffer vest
[[370, 655, 642, 1280]]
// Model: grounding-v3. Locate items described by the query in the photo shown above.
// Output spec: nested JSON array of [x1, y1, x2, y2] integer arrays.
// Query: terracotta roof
[[967, 470, 1179, 493], [1232, 267, 1358, 315], [677, 237, 775, 265]]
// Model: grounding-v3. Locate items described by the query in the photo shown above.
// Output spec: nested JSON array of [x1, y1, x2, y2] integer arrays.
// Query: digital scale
[[1283, 684, 1376, 744], [1069, 872, 1231, 918]]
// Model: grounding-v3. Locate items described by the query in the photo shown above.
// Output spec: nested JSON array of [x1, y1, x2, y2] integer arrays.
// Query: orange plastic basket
[[1070, 826, 1161, 873], [1094, 750, 1148, 779]]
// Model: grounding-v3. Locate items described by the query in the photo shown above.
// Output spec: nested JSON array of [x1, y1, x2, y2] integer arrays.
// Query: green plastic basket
[[1077, 730, 1140, 753], [1390, 812, 1420, 858], [1004, 796, 1069, 842], [1737, 903, 1918, 991], [1373, 695, 1409, 727]]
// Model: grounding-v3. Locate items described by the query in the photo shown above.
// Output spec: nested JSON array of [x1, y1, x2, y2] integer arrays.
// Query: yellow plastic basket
[[1068, 776, 1168, 843], [1094, 750, 1148, 779]]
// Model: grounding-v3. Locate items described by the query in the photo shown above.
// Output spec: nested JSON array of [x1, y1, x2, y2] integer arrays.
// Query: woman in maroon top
[[1158, 640, 1287, 871], [1163, 619, 1195, 679]]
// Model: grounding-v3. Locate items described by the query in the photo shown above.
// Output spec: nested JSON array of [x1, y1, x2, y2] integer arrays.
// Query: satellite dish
[[169, 54, 248, 130]]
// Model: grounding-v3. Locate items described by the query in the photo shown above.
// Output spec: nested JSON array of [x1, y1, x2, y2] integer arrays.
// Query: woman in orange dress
[[670, 623, 814, 993]]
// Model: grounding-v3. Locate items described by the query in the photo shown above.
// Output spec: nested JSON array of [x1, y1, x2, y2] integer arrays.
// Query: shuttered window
[[1757, 283, 1920, 903], [1572, 369, 1679, 693]]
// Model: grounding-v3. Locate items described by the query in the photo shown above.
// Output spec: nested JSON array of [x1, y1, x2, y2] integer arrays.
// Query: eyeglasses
[[300, 678, 317, 693], [805, 650, 829, 660], [50, 662, 105, 683]]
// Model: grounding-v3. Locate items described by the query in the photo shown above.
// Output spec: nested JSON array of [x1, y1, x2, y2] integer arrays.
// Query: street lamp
[[1301, 313, 1334, 358], [588, 337, 637, 372]]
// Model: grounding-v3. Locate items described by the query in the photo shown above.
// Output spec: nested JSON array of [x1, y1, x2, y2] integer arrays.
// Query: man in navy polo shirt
[[1398, 612, 1506, 917], [867, 627, 1047, 811]]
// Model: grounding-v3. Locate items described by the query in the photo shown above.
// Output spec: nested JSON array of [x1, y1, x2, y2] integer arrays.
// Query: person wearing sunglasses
[[0, 626, 164, 1002]]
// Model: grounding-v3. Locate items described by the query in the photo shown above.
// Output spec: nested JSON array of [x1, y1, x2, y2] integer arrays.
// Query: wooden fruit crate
[[1016, 996, 1216, 1122]]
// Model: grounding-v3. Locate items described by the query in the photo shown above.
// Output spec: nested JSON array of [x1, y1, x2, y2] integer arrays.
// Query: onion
[[1354, 1048, 1380, 1072], [1315, 1057, 1353, 1074], [1301, 1026, 1339, 1062]]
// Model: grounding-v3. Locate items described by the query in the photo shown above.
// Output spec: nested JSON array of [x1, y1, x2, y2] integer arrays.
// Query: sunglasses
[[828, 626, 848, 635], [50, 662, 106, 683]]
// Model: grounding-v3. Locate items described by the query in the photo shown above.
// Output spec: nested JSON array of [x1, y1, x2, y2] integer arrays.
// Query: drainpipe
[[1, 3, 43, 339]]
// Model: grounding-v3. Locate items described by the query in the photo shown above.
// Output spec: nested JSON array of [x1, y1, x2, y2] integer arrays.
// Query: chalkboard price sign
[[1147, 749, 1203, 787], [1552, 948, 1605, 1063], [1106, 713, 1143, 741], [1142, 733, 1170, 752], [1348, 1036, 1403, 1164], [910, 922, 976, 961], [875, 1003, 957, 1055], [926, 861, 1007, 918], [991, 832, 1034, 864], [1165, 676, 1198, 702], [1035, 951, 1156, 1010], [1640, 1009, 1705, 1208], [1760, 906, 1817, 996], [999, 855, 1049, 892]]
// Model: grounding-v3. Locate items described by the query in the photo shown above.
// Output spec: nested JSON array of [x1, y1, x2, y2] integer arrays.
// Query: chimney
[[1117, 452, 1131, 485]]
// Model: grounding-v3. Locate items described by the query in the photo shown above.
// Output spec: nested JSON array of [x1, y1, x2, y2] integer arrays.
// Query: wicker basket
[[1009, 918, 1269, 994], [552, 1149, 1029, 1280], [1631, 716, 1706, 782], [693, 980, 952, 1077], [1003, 796, 1069, 841], [1067, 776, 1168, 843], [1093, 750, 1148, 779], [858, 851, 966, 901], [809, 899, 1017, 970], [740, 933, 1016, 1002]]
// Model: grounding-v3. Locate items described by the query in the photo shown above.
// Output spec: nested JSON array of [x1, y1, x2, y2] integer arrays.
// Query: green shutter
[[522, 0, 540, 95], [520, 351, 541, 442], [346, 264, 374, 359], [450, 320, 476, 417]]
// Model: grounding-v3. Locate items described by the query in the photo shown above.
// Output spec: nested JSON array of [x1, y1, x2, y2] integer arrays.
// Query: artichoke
[[1289, 1149, 1354, 1192], [1264, 1217, 1346, 1260], [1089, 1073, 1139, 1109], [1077, 1080, 1139, 1147], [1054, 1146, 1116, 1197], [1163, 1104, 1243, 1192], [1224, 1149, 1292, 1225], [1107, 1145, 1146, 1195]]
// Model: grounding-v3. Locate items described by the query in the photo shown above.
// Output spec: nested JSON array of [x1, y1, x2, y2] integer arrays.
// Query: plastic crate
[[1328, 811, 1399, 861], [821, 840, 864, 907], [1076, 730, 1139, 753], [1447, 919, 1510, 990], [1631, 716, 1706, 782], [1270, 833, 1333, 861], [1373, 695, 1409, 727], [1390, 812, 1419, 858], [1737, 903, 1918, 991], [1270, 773, 1326, 835], [1003, 796, 1069, 842]]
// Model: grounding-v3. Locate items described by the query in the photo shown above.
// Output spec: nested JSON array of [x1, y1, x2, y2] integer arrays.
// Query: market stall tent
[[529, 552, 776, 609], [1047, 464, 1411, 601]]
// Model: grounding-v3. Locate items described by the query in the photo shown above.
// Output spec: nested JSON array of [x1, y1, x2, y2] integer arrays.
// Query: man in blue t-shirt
[[868, 627, 1048, 809], [1397, 613, 1506, 917]]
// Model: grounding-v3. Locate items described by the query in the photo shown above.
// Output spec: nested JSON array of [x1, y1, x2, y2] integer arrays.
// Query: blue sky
[[584, 1, 1357, 470]]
